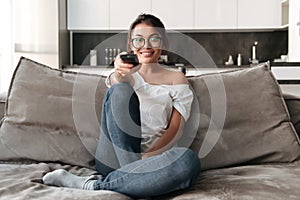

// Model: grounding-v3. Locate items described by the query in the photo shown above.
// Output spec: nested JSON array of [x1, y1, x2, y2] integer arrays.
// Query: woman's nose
[[143, 39, 152, 49]]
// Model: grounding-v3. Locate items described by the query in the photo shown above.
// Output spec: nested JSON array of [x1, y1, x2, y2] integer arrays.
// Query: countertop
[[63, 65, 248, 77], [62, 64, 250, 69], [271, 62, 300, 66]]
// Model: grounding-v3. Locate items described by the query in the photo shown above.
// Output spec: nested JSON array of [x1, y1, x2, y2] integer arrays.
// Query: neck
[[139, 63, 161, 74]]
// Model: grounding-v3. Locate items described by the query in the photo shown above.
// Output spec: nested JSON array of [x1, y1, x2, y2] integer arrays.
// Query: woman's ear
[[127, 42, 134, 53]]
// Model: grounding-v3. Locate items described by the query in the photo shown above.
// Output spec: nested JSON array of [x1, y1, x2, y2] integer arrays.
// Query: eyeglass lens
[[131, 36, 162, 49]]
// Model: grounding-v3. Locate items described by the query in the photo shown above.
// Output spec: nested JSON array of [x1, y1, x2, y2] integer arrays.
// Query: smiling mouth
[[140, 51, 154, 57]]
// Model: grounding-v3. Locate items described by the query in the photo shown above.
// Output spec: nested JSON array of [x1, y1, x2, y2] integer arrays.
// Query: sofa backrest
[[0, 83, 300, 135], [0, 102, 4, 120], [0, 58, 299, 171], [0, 92, 5, 121]]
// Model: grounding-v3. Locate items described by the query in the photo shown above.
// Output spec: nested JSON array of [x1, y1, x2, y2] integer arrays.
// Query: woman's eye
[[135, 38, 144, 42], [150, 37, 161, 42]]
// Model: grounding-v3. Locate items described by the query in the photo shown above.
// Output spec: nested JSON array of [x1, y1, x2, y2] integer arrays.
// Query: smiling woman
[[42, 13, 201, 199], [0, 0, 13, 93]]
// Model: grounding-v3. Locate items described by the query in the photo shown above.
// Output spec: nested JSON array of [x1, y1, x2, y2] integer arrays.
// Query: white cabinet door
[[288, 0, 300, 62], [109, 0, 151, 30], [237, 0, 281, 29], [67, 0, 109, 30], [194, 0, 237, 29], [151, 0, 194, 29]]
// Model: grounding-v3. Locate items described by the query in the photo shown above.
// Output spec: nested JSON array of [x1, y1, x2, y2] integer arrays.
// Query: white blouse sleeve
[[105, 69, 115, 88], [170, 85, 194, 121]]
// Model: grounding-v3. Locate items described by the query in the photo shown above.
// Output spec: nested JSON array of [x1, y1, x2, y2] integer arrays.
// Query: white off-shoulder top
[[131, 72, 194, 152]]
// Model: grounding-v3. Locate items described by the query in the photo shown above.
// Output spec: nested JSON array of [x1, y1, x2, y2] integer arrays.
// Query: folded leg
[[43, 148, 200, 199], [95, 83, 142, 176], [94, 147, 201, 198]]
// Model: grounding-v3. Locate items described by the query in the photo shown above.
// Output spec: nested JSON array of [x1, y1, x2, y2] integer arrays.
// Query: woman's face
[[130, 23, 163, 64]]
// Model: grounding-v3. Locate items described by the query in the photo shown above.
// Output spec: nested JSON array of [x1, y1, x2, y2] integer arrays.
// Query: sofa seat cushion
[[157, 162, 300, 200], [0, 162, 131, 200], [1, 161, 299, 200]]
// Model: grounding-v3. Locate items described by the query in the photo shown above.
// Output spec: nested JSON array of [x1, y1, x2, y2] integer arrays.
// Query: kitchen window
[[0, 0, 13, 93]]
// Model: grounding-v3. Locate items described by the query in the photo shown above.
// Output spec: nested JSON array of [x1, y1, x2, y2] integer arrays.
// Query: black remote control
[[120, 54, 139, 66]]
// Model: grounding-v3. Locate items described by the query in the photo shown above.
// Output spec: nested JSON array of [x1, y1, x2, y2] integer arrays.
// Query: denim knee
[[102, 82, 141, 149], [182, 148, 201, 177], [168, 147, 201, 185], [168, 147, 200, 164], [109, 82, 134, 98], [107, 82, 140, 125]]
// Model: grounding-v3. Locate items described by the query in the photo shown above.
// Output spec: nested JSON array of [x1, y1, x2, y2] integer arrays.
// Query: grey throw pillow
[[187, 63, 300, 170], [0, 57, 107, 168]]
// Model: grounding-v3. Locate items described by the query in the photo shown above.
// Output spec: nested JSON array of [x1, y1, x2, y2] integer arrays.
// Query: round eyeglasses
[[131, 36, 162, 49]]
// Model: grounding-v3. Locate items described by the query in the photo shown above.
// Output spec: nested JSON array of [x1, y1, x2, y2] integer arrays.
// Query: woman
[[43, 14, 201, 198]]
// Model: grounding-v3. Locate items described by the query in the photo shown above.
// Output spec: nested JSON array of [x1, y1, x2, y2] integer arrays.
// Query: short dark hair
[[127, 13, 168, 52]]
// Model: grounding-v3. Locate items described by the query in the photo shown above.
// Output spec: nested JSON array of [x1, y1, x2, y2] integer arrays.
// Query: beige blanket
[[0, 161, 300, 200], [0, 162, 130, 200]]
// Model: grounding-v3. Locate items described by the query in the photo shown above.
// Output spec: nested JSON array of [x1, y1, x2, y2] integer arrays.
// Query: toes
[[42, 169, 67, 185]]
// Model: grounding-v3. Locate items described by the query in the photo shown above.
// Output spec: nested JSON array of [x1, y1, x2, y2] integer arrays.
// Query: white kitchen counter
[[65, 67, 113, 76], [271, 67, 300, 80], [64, 67, 240, 77]]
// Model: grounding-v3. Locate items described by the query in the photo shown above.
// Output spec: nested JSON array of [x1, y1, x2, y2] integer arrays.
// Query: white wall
[[288, 0, 300, 62], [0, 0, 13, 93]]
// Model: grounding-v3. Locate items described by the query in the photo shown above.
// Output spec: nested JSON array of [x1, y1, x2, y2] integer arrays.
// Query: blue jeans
[[94, 83, 201, 198]]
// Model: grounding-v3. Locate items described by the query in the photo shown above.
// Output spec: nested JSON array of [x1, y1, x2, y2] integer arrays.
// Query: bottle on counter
[[90, 50, 97, 66], [237, 54, 242, 67], [225, 55, 234, 65], [105, 48, 109, 65]]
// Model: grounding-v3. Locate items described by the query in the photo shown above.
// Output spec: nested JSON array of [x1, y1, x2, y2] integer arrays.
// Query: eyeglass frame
[[130, 35, 163, 49]]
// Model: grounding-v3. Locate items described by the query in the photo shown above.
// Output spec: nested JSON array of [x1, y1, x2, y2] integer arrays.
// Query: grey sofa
[[0, 57, 299, 200], [0, 95, 4, 121]]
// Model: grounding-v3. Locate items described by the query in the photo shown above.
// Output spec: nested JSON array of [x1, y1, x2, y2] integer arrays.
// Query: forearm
[[143, 109, 185, 158], [108, 71, 120, 85], [107, 71, 132, 86], [146, 125, 183, 155]]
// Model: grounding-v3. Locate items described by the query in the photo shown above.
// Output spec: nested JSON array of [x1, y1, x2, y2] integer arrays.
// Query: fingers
[[115, 65, 132, 77], [115, 65, 141, 78], [114, 53, 139, 77]]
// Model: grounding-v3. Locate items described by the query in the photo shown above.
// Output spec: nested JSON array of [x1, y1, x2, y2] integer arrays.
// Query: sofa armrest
[[0, 101, 4, 120], [283, 93, 300, 136], [0, 92, 6, 121]]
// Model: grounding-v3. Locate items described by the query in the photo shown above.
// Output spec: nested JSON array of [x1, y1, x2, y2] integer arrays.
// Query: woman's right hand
[[113, 52, 141, 82]]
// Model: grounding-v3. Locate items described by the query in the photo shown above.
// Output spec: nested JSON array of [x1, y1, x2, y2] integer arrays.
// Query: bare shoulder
[[163, 68, 188, 85]]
